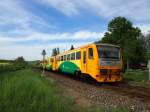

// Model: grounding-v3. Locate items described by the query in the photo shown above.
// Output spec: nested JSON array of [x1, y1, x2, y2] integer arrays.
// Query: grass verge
[[0, 69, 129, 112], [124, 69, 149, 82]]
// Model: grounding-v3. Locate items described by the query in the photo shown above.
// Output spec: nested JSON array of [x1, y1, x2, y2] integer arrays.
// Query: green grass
[[0, 62, 10, 65], [0, 69, 80, 112], [0, 68, 129, 112], [0, 64, 23, 73], [124, 69, 149, 82]]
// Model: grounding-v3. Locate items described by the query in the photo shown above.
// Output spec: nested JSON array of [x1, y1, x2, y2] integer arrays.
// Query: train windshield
[[97, 45, 120, 59]]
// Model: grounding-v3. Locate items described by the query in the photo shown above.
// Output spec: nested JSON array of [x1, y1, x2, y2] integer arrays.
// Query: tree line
[[97, 17, 150, 69]]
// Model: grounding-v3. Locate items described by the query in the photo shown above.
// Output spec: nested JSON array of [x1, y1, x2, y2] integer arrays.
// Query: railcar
[[43, 43, 123, 82]]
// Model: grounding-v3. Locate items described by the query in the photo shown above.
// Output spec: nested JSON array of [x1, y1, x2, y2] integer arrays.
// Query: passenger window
[[56, 57, 59, 61], [83, 51, 86, 63], [64, 55, 66, 61], [61, 56, 63, 61], [67, 54, 70, 60], [76, 51, 81, 60], [50, 58, 53, 62], [71, 53, 75, 60], [88, 48, 93, 59]]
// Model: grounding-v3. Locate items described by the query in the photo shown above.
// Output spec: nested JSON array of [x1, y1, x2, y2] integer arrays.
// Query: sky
[[0, 0, 150, 61]]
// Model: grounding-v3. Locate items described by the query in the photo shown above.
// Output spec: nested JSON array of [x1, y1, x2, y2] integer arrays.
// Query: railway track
[[36, 68, 150, 111]]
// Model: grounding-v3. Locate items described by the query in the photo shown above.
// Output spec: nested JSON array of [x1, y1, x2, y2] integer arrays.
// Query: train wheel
[[74, 70, 81, 77]]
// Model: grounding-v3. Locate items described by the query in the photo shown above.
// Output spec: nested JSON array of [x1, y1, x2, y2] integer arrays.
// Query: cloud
[[1, 0, 150, 60], [0, 30, 104, 60], [0, 0, 105, 60], [0, 40, 93, 61], [38, 0, 150, 22], [38, 0, 79, 16], [0, 0, 54, 35], [0, 30, 103, 43]]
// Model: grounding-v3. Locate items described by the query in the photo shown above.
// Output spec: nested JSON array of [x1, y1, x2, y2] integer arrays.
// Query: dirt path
[[36, 69, 150, 112]]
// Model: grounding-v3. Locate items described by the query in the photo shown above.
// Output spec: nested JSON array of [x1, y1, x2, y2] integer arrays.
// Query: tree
[[101, 17, 145, 68], [15, 56, 25, 63], [70, 45, 74, 50], [145, 31, 150, 51], [56, 48, 60, 54], [51, 48, 59, 56], [14, 56, 27, 68]]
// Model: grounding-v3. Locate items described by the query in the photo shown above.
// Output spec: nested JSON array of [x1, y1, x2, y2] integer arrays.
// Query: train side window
[[71, 53, 75, 60], [64, 55, 66, 61], [61, 56, 63, 61], [88, 48, 93, 59], [67, 54, 70, 60], [76, 51, 81, 60], [50, 58, 53, 62], [83, 51, 86, 63], [59, 56, 61, 61]]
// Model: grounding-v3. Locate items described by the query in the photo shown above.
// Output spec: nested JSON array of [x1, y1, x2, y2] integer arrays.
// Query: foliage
[[14, 56, 28, 68], [70, 45, 74, 50], [145, 31, 150, 51], [51, 48, 60, 56], [27, 60, 40, 68], [124, 69, 149, 82], [100, 17, 146, 66], [0, 60, 13, 63], [0, 63, 26, 73], [0, 57, 28, 73], [0, 69, 129, 112], [0, 69, 79, 112]]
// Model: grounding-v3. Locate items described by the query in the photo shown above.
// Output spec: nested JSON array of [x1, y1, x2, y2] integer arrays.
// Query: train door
[[87, 47, 96, 75], [52, 57, 57, 71], [82, 48, 87, 73]]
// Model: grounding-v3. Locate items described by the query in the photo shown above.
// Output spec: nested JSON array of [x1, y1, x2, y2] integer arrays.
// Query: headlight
[[100, 69, 107, 75], [100, 61, 120, 66], [100, 61, 107, 66]]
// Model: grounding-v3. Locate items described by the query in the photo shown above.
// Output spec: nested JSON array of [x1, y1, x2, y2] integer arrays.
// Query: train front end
[[96, 44, 123, 82]]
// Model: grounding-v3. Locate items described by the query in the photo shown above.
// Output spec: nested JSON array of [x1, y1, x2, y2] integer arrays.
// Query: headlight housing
[[100, 60, 120, 66]]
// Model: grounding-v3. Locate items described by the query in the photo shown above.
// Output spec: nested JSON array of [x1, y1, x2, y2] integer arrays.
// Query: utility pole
[[148, 60, 150, 81], [41, 49, 46, 76]]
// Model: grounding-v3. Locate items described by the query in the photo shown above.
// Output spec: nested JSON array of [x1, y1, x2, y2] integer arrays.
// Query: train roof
[[95, 43, 120, 48], [57, 43, 120, 56]]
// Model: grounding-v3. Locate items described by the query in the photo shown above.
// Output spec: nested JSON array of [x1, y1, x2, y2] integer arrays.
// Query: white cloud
[[0, 0, 105, 60], [0, 30, 104, 60], [0, 41, 92, 61], [39, 0, 79, 16], [38, 0, 150, 33], [1, 0, 150, 60], [0, 0, 54, 34], [0, 30, 104, 43], [39, 0, 150, 22]]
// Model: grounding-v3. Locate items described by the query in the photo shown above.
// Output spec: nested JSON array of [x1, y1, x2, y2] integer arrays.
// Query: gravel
[[38, 70, 150, 112]]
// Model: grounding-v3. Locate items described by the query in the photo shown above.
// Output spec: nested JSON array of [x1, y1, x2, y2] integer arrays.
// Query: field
[[0, 63, 149, 112], [0, 62, 10, 65], [124, 69, 150, 87], [0, 64, 132, 112], [0, 68, 81, 112], [124, 69, 149, 82]]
